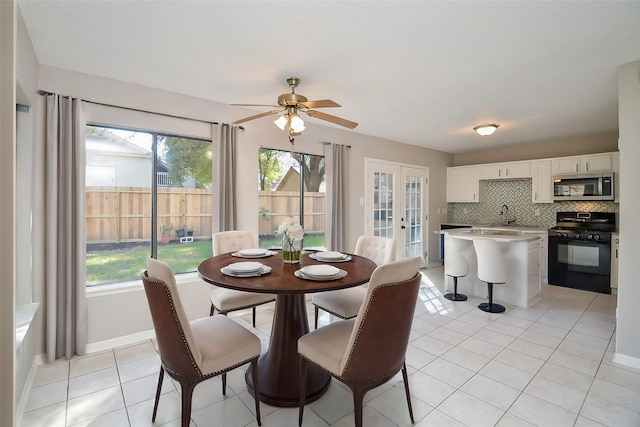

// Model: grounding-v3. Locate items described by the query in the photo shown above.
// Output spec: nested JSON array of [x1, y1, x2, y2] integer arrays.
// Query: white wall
[[0, 2, 17, 425], [614, 59, 640, 368]]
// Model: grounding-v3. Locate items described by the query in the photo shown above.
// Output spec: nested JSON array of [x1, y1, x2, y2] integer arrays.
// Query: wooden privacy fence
[[85, 187, 325, 244], [86, 186, 212, 244], [258, 191, 325, 236]]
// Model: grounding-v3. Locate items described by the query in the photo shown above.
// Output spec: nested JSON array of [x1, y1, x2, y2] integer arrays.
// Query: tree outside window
[[257, 148, 326, 249]]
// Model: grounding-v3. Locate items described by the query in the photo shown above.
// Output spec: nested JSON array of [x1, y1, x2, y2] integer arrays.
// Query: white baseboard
[[86, 329, 156, 354], [17, 353, 47, 426], [612, 351, 640, 370]]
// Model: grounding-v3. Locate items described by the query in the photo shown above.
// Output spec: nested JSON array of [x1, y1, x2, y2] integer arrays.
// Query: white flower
[[276, 217, 304, 240]]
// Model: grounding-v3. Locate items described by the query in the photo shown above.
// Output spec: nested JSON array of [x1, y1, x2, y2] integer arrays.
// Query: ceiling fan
[[231, 77, 358, 143]]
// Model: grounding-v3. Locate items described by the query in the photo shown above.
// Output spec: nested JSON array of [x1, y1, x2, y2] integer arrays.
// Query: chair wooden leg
[[222, 372, 227, 395], [401, 362, 415, 423], [352, 383, 365, 427], [209, 303, 215, 316], [315, 306, 320, 329], [152, 367, 164, 422], [252, 306, 257, 327], [251, 359, 262, 426], [298, 357, 308, 426], [179, 382, 197, 427]]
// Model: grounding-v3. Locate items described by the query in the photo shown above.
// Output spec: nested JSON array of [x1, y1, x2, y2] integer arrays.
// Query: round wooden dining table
[[198, 251, 377, 407]]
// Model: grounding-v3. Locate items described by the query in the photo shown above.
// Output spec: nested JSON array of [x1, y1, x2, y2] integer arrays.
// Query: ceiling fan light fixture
[[474, 124, 499, 136], [289, 113, 305, 133], [274, 115, 288, 131]]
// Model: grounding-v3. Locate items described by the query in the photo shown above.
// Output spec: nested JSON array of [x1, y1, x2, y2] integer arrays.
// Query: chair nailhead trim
[[341, 274, 419, 376]]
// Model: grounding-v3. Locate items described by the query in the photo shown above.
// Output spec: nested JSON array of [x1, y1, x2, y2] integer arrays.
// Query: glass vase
[[282, 236, 302, 264]]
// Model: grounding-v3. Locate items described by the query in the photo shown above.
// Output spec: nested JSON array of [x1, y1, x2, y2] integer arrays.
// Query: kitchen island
[[441, 228, 541, 308]]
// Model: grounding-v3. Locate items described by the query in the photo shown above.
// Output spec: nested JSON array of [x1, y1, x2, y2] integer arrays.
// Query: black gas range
[[548, 212, 616, 294]]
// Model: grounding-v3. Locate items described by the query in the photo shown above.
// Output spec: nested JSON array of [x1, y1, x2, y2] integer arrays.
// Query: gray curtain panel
[[43, 94, 87, 362], [212, 123, 237, 232], [325, 144, 349, 251]]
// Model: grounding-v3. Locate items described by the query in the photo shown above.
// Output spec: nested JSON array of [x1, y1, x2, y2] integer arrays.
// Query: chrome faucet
[[500, 204, 515, 225]]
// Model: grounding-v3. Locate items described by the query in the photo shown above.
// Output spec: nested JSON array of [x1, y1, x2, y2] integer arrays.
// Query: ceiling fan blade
[[298, 99, 341, 109], [305, 110, 358, 129], [232, 109, 282, 125]]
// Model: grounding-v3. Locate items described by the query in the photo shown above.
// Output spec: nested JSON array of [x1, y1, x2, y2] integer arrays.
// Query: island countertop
[[441, 231, 542, 308], [440, 228, 541, 242]]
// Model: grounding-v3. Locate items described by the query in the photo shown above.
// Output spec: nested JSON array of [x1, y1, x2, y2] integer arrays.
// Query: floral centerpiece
[[276, 217, 304, 263]]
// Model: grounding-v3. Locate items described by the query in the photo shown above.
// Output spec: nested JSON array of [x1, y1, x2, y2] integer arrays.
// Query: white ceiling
[[18, 1, 640, 154]]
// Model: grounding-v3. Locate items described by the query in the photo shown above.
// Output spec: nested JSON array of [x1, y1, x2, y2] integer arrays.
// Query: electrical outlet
[[463, 207, 468, 214], [534, 208, 540, 216]]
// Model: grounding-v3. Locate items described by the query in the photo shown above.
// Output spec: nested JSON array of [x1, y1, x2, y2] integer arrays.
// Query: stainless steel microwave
[[553, 172, 614, 201]]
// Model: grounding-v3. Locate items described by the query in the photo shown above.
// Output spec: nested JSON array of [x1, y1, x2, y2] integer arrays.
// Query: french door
[[365, 159, 429, 264]]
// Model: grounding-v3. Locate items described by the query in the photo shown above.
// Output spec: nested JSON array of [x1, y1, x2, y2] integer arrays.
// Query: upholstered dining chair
[[311, 235, 396, 328], [298, 257, 421, 427], [210, 230, 275, 327], [143, 257, 262, 427]]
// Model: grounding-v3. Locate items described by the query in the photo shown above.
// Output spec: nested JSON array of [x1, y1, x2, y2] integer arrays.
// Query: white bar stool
[[444, 237, 468, 302], [472, 238, 507, 313]]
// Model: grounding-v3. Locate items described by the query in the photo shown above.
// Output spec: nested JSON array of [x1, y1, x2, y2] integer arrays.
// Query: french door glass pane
[[404, 174, 422, 258], [373, 171, 394, 238], [257, 149, 325, 249]]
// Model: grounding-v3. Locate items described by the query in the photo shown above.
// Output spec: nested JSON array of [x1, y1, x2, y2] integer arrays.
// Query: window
[[85, 126, 212, 286], [257, 148, 326, 249]]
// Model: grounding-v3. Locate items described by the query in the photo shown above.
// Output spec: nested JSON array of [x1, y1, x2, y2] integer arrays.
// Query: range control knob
[[574, 233, 581, 239], [587, 234, 593, 239], [593, 234, 600, 241]]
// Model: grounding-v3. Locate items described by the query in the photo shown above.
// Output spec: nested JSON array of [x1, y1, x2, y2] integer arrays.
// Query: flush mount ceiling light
[[473, 124, 499, 136]]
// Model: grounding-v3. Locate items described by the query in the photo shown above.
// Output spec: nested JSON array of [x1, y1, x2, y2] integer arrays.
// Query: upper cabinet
[[478, 161, 531, 180], [531, 159, 553, 203], [552, 153, 614, 174], [447, 151, 618, 204], [447, 165, 481, 202]]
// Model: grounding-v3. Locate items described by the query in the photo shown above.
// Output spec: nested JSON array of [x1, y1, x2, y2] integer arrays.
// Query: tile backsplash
[[447, 179, 618, 229]]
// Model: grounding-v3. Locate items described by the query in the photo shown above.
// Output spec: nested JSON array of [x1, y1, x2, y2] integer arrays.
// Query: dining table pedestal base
[[245, 294, 331, 407]]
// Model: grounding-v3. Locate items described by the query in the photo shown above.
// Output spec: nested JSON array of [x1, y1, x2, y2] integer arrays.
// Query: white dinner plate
[[315, 251, 346, 260], [238, 248, 267, 257], [300, 265, 340, 277], [294, 268, 347, 281], [221, 265, 271, 277], [225, 261, 264, 274], [309, 253, 352, 263]]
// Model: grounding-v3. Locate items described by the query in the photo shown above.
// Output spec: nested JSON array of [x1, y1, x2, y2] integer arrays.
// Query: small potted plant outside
[[175, 225, 187, 239], [186, 226, 194, 237], [160, 224, 173, 244]]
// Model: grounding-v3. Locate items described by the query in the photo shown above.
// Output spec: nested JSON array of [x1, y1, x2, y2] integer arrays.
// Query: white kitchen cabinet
[[521, 230, 548, 280], [611, 233, 619, 291], [531, 159, 553, 203], [552, 153, 614, 174], [479, 161, 531, 180], [447, 165, 481, 202]]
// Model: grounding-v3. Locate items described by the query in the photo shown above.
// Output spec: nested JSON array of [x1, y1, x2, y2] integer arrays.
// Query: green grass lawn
[[86, 234, 326, 286]]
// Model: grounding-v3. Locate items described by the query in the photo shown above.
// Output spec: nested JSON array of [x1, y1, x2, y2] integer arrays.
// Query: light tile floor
[[22, 266, 640, 426]]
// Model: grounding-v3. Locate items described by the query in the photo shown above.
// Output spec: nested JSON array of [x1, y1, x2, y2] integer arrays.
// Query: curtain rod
[[37, 89, 244, 129]]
